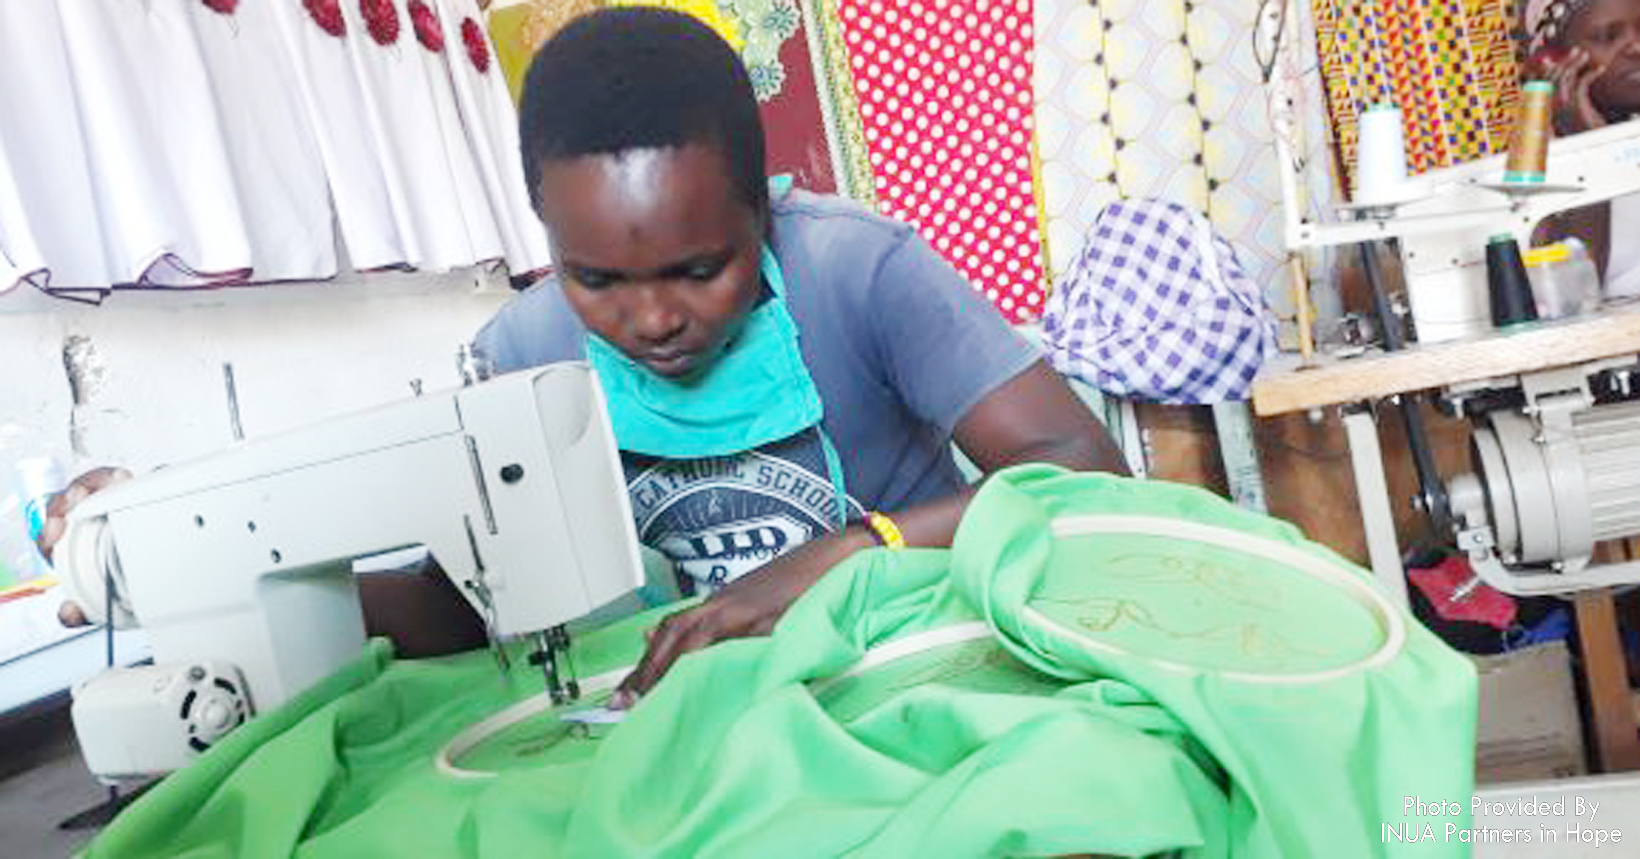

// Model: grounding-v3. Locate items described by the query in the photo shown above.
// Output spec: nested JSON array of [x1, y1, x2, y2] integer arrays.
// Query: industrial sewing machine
[[52, 362, 644, 782], [1259, 0, 1640, 598], [1304, 121, 1640, 597], [1364, 120, 1640, 597]]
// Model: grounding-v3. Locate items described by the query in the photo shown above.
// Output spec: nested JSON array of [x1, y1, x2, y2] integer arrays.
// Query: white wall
[[0, 270, 514, 478]]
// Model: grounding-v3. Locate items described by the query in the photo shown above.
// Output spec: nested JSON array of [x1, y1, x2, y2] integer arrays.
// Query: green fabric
[[952, 466, 1476, 857], [84, 466, 1475, 858]]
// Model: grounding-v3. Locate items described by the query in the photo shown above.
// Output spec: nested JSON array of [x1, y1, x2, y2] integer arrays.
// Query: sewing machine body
[[1287, 118, 1640, 344], [1267, 95, 1640, 593], [1397, 121, 1640, 342], [56, 363, 643, 781], [1254, 0, 1640, 793]]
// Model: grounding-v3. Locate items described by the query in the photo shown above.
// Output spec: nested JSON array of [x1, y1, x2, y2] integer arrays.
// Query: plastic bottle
[[17, 457, 62, 558], [1525, 239, 1602, 320], [0, 485, 34, 590], [0, 428, 64, 589]]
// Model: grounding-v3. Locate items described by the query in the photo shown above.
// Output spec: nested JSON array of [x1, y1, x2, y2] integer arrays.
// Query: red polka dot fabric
[[836, 0, 1044, 324]]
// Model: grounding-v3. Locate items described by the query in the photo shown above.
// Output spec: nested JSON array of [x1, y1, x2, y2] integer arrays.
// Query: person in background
[[1524, 0, 1640, 297], [39, 7, 1127, 708]]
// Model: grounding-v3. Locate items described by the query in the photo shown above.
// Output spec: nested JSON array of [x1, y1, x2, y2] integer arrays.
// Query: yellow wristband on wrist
[[864, 511, 906, 549]]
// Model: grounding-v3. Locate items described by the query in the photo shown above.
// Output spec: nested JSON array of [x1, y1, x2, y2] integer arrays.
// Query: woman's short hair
[[518, 7, 768, 219]]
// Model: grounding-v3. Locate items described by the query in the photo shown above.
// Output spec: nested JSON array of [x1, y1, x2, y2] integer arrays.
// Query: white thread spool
[[1354, 103, 1411, 206]]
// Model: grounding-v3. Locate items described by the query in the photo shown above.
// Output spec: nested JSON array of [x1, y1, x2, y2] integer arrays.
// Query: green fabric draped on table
[[83, 465, 1476, 858]]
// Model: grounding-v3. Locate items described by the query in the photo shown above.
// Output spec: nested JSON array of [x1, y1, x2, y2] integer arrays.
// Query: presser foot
[[528, 626, 580, 706]]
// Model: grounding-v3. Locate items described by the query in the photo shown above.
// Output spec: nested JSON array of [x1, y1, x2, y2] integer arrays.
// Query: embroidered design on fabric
[[305, 0, 347, 36], [1036, 594, 1338, 663], [1022, 517, 1398, 678], [361, 0, 401, 45], [410, 0, 445, 52], [463, 17, 491, 72], [1104, 552, 1289, 611]]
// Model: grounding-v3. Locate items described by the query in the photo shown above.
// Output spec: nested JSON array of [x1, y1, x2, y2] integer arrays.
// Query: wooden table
[[1252, 304, 1640, 418], [1251, 304, 1640, 773]]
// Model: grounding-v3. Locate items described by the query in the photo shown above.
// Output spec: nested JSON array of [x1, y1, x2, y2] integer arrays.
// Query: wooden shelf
[[1252, 304, 1640, 416]]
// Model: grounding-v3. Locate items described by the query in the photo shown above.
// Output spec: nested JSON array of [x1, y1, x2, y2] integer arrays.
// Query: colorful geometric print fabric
[[834, 0, 1047, 324], [1313, 0, 1521, 196], [487, 0, 850, 195]]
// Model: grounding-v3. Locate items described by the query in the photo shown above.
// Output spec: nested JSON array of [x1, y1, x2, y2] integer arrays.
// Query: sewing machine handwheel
[[55, 515, 139, 629]]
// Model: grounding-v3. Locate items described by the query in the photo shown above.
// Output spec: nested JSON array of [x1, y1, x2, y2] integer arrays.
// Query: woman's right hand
[[1548, 47, 1608, 134], [35, 466, 132, 627]]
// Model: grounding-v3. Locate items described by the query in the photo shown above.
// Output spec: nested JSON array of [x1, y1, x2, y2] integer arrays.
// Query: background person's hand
[[35, 466, 133, 627], [1549, 47, 1608, 134]]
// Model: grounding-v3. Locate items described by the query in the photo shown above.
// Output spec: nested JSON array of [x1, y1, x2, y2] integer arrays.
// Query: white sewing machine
[[1264, 30, 1640, 597], [52, 363, 644, 782], [1256, 0, 1640, 796], [1285, 118, 1640, 343]]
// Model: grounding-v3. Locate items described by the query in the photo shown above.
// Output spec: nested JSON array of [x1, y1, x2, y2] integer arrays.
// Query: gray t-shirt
[[474, 188, 1038, 590]]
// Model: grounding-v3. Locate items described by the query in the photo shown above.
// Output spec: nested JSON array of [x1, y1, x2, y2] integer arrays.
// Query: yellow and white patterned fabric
[[1033, 0, 1335, 319]]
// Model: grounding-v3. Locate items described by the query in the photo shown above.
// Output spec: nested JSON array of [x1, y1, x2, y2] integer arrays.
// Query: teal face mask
[[585, 244, 850, 530]]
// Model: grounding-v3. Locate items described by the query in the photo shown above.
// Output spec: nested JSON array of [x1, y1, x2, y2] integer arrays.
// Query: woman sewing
[[482, 7, 1126, 705], [1526, 0, 1640, 297], [40, 8, 1126, 708]]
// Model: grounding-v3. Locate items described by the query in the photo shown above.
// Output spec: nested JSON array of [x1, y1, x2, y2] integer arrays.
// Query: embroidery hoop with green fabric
[[809, 628, 1065, 725], [1022, 514, 1407, 684], [435, 667, 629, 779], [435, 506, 1405, 777], [436, 624, 1007, 779]]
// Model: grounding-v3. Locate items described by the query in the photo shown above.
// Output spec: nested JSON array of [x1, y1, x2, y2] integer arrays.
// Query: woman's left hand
[[609, 526, 874, 707]]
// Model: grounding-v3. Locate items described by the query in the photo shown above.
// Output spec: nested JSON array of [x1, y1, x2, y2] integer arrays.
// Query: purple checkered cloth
[[1042, 199, 1277, 404]]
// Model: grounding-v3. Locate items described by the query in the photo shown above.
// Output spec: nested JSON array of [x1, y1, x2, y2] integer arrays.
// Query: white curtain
[[0, 0, 550, 297]]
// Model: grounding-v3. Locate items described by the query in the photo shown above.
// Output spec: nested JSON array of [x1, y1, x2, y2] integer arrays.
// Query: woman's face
[[1565, 0, 1640, 117], [534, 144, 765, 380]]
